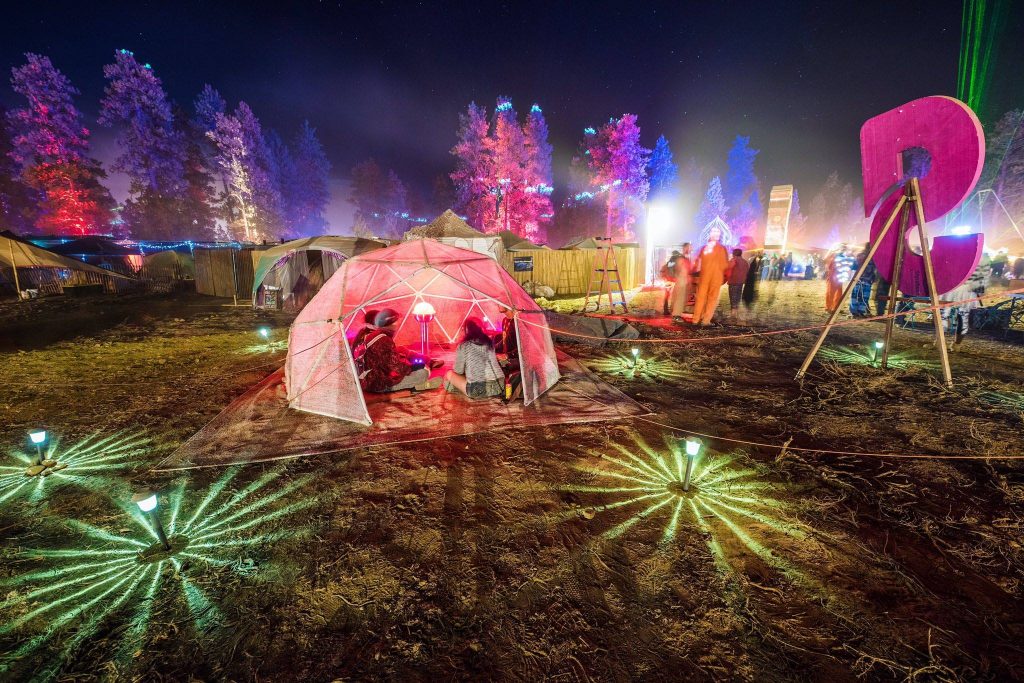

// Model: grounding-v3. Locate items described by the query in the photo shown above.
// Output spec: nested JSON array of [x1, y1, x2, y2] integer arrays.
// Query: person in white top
[[444, 318, 506, 399]]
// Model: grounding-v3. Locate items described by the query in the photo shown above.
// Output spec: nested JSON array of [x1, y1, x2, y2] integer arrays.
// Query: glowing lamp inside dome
[[413, 301, 436, 322]]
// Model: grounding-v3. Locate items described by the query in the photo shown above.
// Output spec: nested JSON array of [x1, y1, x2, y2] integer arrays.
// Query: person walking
[[669, 243, 694, 322], [726, 248, 749, 315], [690, 228, 730, 325]]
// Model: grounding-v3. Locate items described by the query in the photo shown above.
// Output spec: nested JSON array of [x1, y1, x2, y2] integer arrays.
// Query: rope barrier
[[633, 415, 1024, 461], [521, 287, 1024, 344]]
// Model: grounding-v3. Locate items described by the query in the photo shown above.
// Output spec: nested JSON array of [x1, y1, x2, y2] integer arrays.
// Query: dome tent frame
[[285, 239, 560, 425]]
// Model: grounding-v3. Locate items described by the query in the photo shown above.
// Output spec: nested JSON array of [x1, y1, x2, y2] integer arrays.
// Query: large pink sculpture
[[861, 96, 985, 295]]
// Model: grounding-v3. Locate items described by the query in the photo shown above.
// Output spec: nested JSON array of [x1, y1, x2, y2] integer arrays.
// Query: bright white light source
[[646, 203, 677, 283], [631, 348, 640, 357], [684, 437, 702, 457], [950, 225, 973, 236], [257, 327, 270, 338], [29, 430, 47, 444], [412, 301, 436, 321], [874, 341, 885, 349], [134, 493, 158, 512]]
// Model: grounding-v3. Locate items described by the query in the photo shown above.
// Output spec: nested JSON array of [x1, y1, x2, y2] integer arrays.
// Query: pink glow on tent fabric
[[285, 239, 560, 424]]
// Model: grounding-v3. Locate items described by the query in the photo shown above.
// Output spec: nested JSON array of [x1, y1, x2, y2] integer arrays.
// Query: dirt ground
[[1, 281, 1023, 682]]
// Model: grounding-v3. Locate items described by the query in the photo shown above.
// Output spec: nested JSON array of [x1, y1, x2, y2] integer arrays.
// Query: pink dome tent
[[285, 239, 560, 424]]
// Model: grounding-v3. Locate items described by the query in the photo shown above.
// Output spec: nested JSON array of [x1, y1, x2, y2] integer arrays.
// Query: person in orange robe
[[823, 245, 853, 312], [690, 228, 730, 325]]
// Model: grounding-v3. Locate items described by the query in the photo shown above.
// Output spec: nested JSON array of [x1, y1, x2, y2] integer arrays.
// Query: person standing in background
[[669, 243, 694, 322], [726, 248, 749, 315]]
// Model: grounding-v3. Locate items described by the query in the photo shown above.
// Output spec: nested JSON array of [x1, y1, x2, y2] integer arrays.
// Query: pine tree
[[207, 102, 284, 241], [695, 176, 727, 231], [988, 110, 1024, 223], [488, 97, 529, 235], [290, 121, 331, 235], [8, 53, 113, 235], [170, 105, 216, 240], [584, 114, 651, 239], [450, 102, 492, 230], [647, 135, 678, 199], [265, 129, 297, 236], [99, 50, 189, 239], [349, 158, 408, 238], [723, 135, 761, 241], [522, 103, 553, 242], [0, 109, 39, 233]]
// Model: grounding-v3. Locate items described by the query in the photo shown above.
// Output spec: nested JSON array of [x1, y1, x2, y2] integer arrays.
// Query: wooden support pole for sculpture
[[796, 179, 956, 387], [909, 177, 954, 388], [794, 193, 908, 380], [880, 192, 911, 369]]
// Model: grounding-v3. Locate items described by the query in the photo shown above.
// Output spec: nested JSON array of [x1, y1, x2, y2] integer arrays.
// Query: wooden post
[[880, 190, 911, 369], [9, 239, 21, 300], [794, 193, 907, 380], [909, 177, 954, 388]]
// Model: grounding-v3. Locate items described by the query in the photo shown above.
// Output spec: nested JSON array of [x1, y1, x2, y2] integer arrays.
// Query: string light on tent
[[413, 301, 436, 356]]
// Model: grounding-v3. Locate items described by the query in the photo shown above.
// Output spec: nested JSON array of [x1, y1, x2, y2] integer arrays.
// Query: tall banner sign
[[763, 185, 794, 251]]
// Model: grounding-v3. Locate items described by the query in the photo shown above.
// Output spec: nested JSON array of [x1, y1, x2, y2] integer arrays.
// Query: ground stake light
[[413, 301, 436, 356], [257, 326, 271, 339], [682, 437, 702, 492], [871, 340, 884, 364], [28, 430, 47, 466], [631, 347, 640, 368], [133, 490, 170, 551]]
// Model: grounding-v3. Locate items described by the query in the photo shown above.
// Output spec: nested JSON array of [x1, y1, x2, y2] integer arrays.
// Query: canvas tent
[[251, 236, 386, 310], [286, 239, 560, 425], [143, 249, 195, 280], [497, 230, 547, 251], [404, 210, 502, 260], [1, 231, 131, 295]]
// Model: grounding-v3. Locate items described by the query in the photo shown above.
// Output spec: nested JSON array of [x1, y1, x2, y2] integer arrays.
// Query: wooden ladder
[[582, 237, 628, 314]]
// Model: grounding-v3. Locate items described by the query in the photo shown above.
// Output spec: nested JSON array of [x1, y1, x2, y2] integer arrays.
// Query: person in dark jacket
[[356, 308, 431, 392]]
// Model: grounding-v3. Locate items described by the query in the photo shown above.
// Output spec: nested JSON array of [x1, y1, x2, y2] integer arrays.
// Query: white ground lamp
[[257, 326, 271, 339], [682, 437, 702, 492], [871, 340, 884, 363], [413, 301, 436, 356], [28, 429, 47, 466], [631, 347, 640, 368], [133, 490, 170, 551]]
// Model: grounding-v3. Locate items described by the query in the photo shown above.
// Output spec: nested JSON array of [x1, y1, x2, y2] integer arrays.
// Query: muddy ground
[[1, 281, 1023, 682]]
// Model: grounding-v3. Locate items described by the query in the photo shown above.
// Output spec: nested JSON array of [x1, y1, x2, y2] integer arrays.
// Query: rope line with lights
[[634, 415, 1024, 461], [518, 286, 1024, 345]]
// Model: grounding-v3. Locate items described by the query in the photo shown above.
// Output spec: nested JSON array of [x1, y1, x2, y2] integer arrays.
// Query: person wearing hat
[[354, 308, 437, 392]]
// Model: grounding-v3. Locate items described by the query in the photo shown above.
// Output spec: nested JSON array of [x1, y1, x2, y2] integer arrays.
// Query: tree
[[723, 135, 761, 242], [207, 102, 284, 241], [986, 110, 1024, 225], [8, 53, 113, 235], [695, 176, 727, 231], [647, 135, 678, 199], [0, 109, 39, 233], [488, 97, 530, 236], [450, 102, 492, 231], [583, 114, 651, 239], [289, 121, 331, 235], [266, 129, 297, 236], [349, 158, 408, 238], [522, 103, 554, 242], [788, 187, 807, 244], [99, 49, 190, 239]]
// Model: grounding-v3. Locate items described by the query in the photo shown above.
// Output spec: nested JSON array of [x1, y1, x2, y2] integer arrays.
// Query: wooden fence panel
[[194, 247, 256, 299], [500, 247, 643, 295]]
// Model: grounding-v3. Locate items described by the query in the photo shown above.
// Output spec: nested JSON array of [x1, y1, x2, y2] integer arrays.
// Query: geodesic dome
[[285, 239, 560, 424]]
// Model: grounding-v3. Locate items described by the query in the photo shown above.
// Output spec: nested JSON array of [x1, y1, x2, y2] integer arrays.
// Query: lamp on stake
[[631, 347, 640, 368], [28, 429, 47, 466], [871, 340, 884, 364], [133, 490, 170, 551], [682, 437, 702, 492], [257, 326, 271, 339], [413, 301, 436, 356]]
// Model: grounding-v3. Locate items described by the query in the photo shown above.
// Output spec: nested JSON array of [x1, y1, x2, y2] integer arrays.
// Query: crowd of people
[[349, 305, 523, 403]]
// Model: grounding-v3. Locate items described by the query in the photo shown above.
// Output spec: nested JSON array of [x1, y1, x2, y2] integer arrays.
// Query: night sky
[[1, 1, 1021, 229]]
